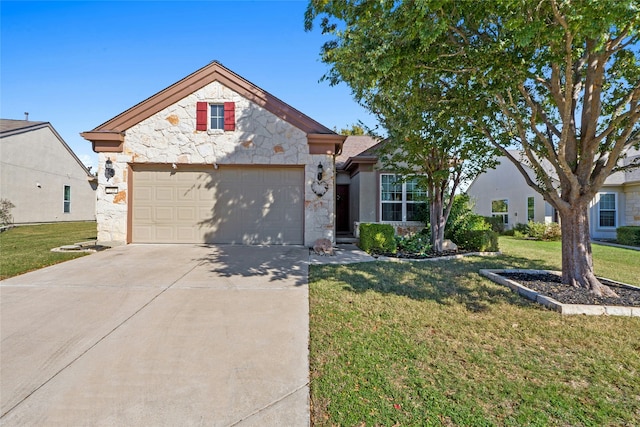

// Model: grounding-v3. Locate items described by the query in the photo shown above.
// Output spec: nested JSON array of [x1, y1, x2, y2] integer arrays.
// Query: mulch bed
[[500, 272, 640, 307]]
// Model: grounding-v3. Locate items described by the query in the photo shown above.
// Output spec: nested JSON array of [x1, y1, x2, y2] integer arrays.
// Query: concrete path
[[0, 244, 309, 426]]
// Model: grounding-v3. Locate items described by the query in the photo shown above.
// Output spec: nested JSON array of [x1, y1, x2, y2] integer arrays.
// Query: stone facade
[[96, 80, 334, 245], [625, 184, 640, 226]]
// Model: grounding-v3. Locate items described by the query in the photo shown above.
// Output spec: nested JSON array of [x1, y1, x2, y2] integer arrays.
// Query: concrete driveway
[[0, 244, 309, 426]]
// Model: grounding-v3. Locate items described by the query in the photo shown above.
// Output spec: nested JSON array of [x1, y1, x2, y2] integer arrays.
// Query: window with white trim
[[63, 185, 71, 213], [210, 104, 224, 130], [380, 174, 426, 221], [598, 193, 616, 228], [527, 196, 535, 222], [491, 199, 508, 224]]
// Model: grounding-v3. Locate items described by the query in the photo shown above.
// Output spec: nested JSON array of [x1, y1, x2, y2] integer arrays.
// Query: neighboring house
[[466, 149, 640, 239], [335, 136, 426, 237], [0, 119, 97, 224], [81, 61, 344, 246]]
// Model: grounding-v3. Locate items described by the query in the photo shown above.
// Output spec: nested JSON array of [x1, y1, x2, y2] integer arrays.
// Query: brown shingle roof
[[335, 135, 380, 169]]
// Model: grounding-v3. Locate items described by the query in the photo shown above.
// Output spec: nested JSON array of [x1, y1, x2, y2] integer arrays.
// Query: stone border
[[51, 241, 110, 253], [480, 269, 640, 317]]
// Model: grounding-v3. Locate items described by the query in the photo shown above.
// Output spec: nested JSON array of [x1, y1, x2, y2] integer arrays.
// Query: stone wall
[[625, 184, 640, 226], [96, 81, 334, 245]]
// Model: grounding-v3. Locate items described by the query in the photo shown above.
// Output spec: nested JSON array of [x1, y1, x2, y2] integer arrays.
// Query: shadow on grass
[[310, 253, 559, 313]]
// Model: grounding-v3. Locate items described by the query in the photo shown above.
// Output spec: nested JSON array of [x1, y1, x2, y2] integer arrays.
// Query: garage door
[[132, 166, 304, 244]]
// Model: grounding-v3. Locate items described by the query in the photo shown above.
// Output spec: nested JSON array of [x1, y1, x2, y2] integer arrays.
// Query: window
[[63, 185, 71, 213], [196, 101, 235, 131], [380, 174, 426, 221], [527, 197, 535, 222], [210, 104, 224, 130], [491, 199, 508, 224], [598, 193, 616, 228]]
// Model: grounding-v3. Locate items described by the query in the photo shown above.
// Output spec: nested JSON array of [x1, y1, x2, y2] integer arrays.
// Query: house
[[335, 136, 426, 237], [0, 119, 97, 224], [81, 61, 345, 246], [466, 149, 640, 239]]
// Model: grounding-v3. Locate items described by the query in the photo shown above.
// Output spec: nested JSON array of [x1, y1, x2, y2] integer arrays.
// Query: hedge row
[[617, 226, 640, 247]]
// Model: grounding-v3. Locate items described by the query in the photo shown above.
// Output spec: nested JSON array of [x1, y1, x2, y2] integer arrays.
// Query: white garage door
[[132, 166, 304, 244]]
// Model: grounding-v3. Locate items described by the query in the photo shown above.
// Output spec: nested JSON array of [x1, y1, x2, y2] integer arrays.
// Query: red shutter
[[196, 102, 208, 131], [224, 102, 235, 131]]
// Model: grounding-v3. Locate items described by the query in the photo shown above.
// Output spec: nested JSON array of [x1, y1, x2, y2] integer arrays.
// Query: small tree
[[369, 88, 498, 252], [0, 199, 15, 226]]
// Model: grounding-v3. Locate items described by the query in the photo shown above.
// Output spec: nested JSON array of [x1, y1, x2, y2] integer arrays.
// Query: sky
[[1, 0, 377, 170]]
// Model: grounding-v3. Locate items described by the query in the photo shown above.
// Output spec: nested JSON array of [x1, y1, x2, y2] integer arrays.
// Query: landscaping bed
[[500, 272, 640, 307]]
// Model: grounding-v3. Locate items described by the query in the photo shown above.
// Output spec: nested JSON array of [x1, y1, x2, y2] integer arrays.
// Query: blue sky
[[1, 1, 376, 170]]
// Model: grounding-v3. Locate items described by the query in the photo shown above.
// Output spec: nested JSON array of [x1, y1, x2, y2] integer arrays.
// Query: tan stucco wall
[[466, 157, 549, 229], [1, 127, 96, 224], [96, 81, 334, 245], [624, 183, 640, 226]]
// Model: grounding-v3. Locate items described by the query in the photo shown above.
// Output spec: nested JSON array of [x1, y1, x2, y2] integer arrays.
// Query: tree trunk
[[430, 189, 446, 253], [559, 204, 618, 297]]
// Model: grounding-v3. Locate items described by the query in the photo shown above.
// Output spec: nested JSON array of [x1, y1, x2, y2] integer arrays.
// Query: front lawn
[[0, 222, 97, 280], [309, 237, 640, 426]]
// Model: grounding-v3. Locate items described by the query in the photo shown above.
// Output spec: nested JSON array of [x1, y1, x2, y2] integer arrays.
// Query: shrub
[[359, 223, 396, 254], [617, 226, 640, 247], [395, 233, 432, 255], [524, 221, 562, 241], [484, 216, 505, 233], [455, 230, 499, 252], [543, 222, 562, 241], [0, 199, 15, 226]]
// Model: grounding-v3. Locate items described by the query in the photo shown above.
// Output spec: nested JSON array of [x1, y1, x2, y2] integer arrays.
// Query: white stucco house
[[0, 119, 96, 224], [466, 149, 640, 239], [81, 61, 345, 246]]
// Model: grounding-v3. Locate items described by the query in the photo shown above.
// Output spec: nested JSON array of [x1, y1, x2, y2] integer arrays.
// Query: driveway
[[0, 244, 309, 426]]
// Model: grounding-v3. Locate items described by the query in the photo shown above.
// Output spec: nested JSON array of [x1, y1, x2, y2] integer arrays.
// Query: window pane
[[381, 175, 402, 201], [405, 178, 426, 201], [527, 197, 534, 222], [210, 104, 224, 130], [382, 203, 402, 221], [492, 199, 508, 213], [600, 194, 615, 210], [63, 186, 71, 213], [599, 211, 615, 227], [406, 202, 425, 221]]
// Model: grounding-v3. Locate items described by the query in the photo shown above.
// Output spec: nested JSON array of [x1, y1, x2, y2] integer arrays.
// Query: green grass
[[309, 237, 640, 426], [0, 222, 97, 279]]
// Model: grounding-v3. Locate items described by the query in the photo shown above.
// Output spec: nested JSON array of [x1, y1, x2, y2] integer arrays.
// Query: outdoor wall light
[[317, 162, 324, 181], [105, 158, 115, 181]]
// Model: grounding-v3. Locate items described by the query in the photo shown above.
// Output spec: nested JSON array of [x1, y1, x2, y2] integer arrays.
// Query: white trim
[[491, 198, 509, 225], [597, 192, 617, 229], [379, 173, 426, 222]]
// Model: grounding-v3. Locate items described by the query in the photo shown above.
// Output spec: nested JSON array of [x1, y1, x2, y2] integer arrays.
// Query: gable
[[81, 61, 344, 154]]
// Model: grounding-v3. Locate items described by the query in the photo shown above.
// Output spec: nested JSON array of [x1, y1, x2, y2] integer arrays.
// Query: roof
[[82, 61, 339, 141], [0, 119, 48, 136], [335, 135, 381, 169], [1, 119, 95, 179]]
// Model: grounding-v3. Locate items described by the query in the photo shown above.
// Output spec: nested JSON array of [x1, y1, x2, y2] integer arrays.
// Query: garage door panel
[[133, 167, 303, 244]]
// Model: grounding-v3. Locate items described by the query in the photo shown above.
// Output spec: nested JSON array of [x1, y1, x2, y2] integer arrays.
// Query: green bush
[[484, 216, 505, 233], [395, 233, 432, 255], [359, 223, 396, 254], [523, 221, 562, 241], [455, 229, 499, 252], [0, 199, 15, 226], [617, 226, 640, 247]]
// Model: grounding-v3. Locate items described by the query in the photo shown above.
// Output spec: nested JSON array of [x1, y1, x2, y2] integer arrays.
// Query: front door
[[336, 184, 350, 233]]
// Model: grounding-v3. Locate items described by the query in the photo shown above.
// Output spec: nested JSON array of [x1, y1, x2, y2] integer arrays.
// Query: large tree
[[306, 0, 640, 296]]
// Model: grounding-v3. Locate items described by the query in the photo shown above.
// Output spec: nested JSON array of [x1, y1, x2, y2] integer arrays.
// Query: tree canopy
[[306, 0, 640, 295]]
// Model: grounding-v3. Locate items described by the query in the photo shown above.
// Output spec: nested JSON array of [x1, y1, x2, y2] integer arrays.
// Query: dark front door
[[336, 184, 350, 233]]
